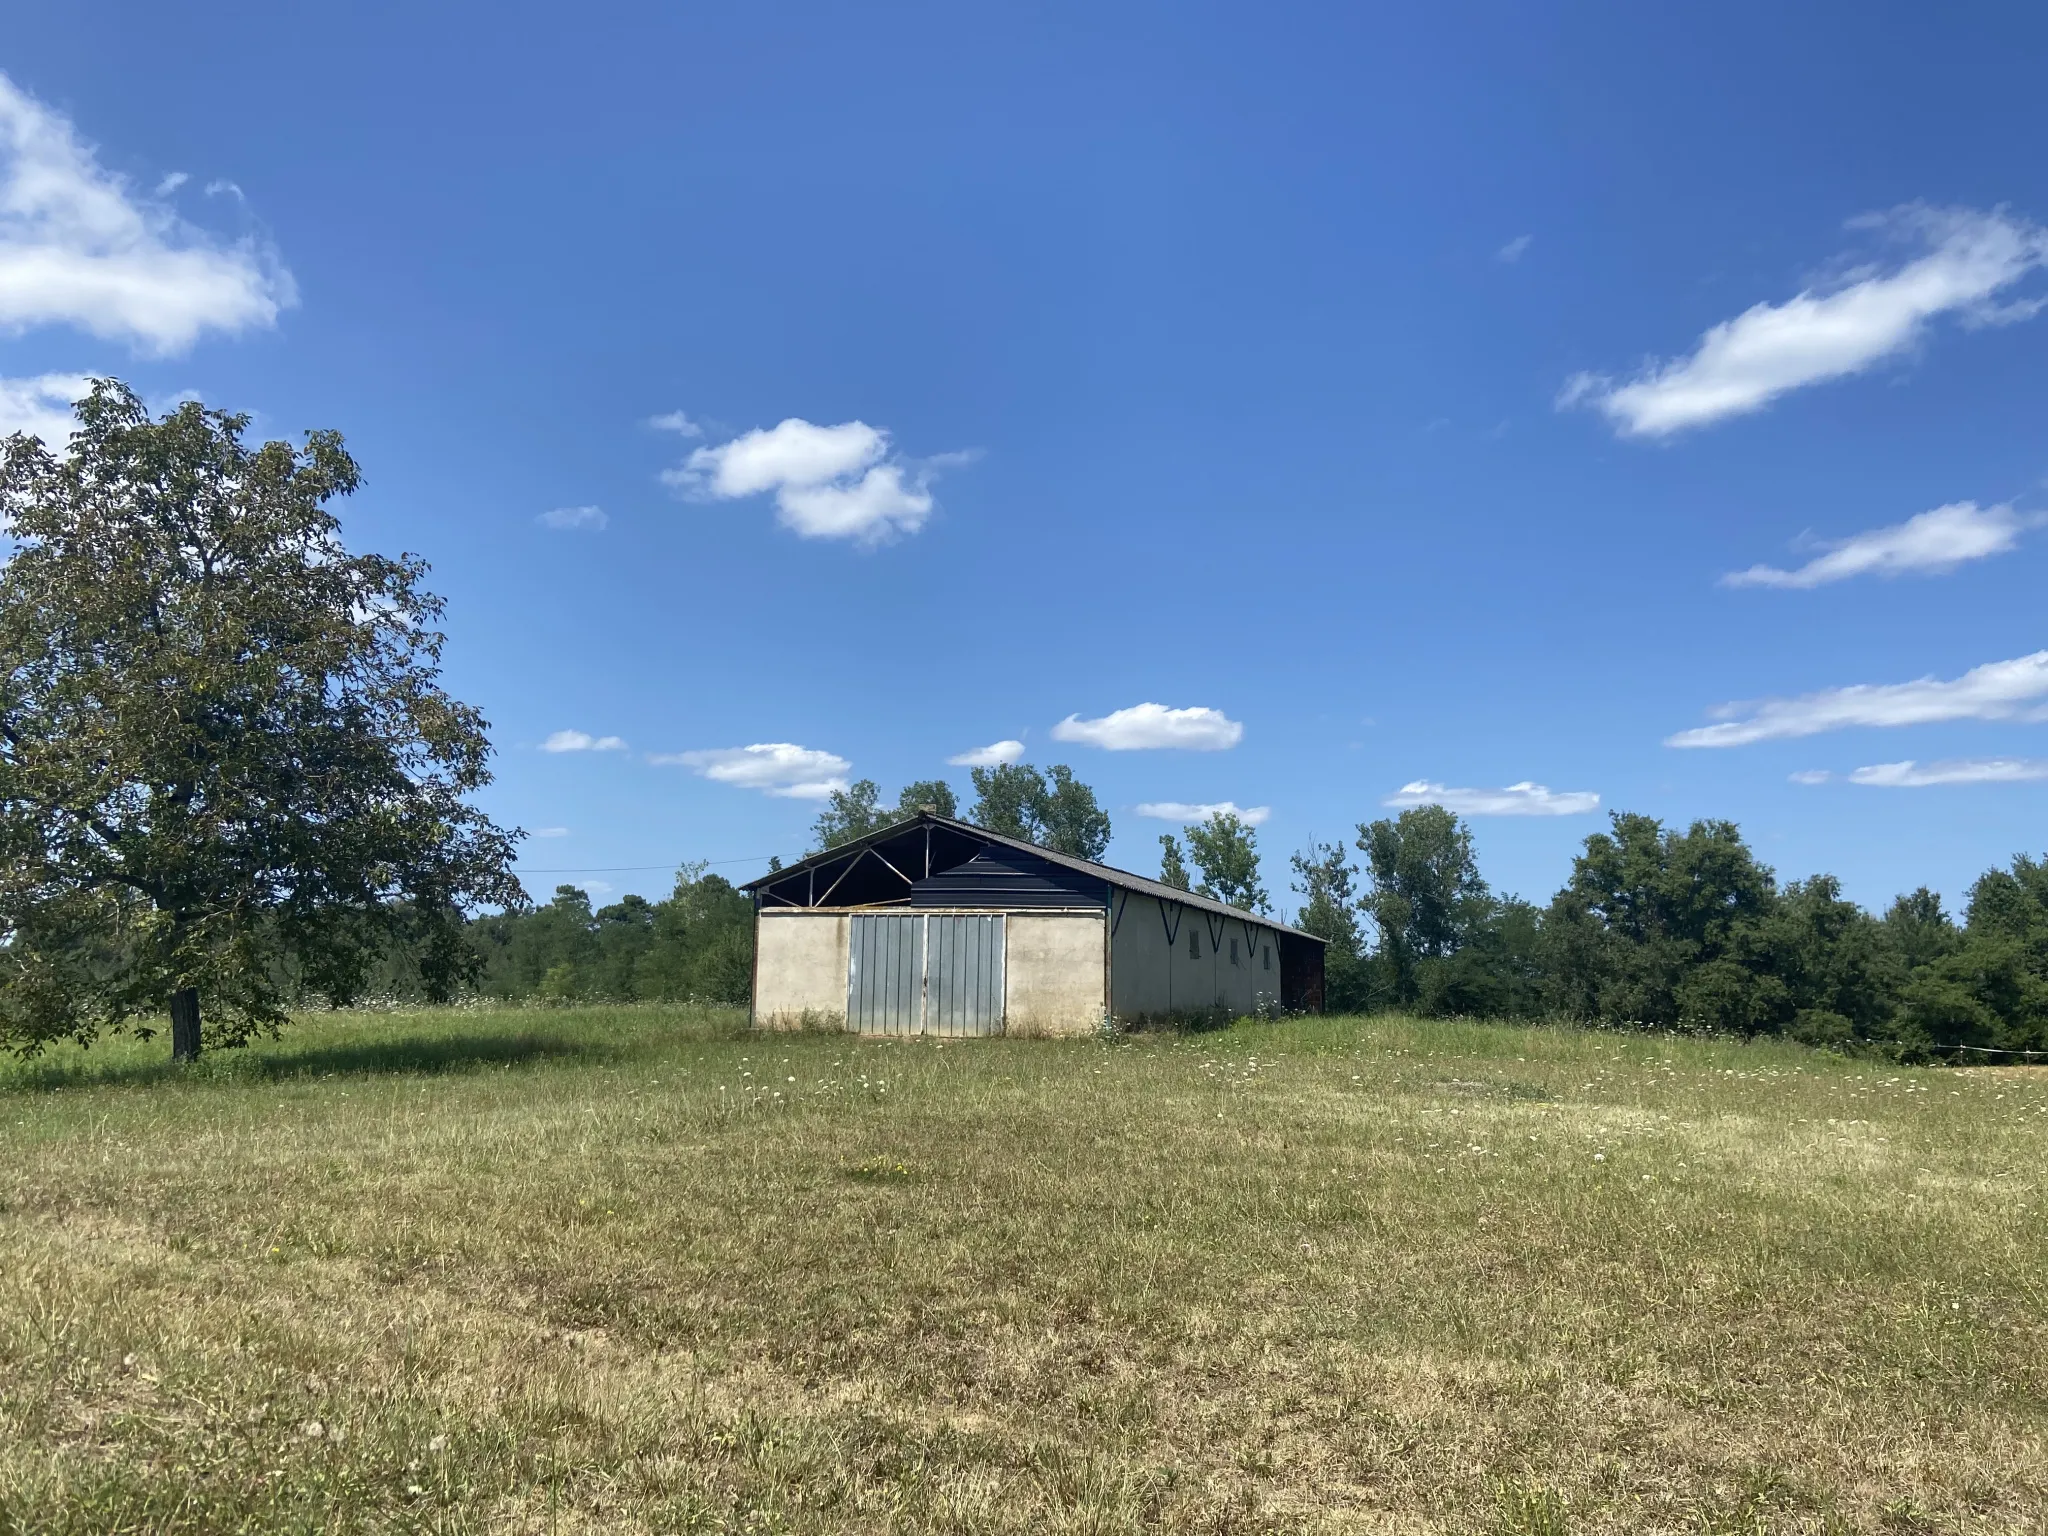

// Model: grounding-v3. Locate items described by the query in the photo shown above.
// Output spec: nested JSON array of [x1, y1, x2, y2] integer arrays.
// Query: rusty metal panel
[[848, 913, 923, 1035], [926, 914, 1004, 1037]]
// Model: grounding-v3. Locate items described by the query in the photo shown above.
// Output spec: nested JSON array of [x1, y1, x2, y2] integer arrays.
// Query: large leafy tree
[[967, 762, 1111, 859], [810, 779, 892, 850], [967, 763, 1045, 841], [1186, 811, 1269, 913], [1355, 805, 1492, 1002], [810, 777, 960, 851], [0, 382, 521, 1059], [1540, 813, 1780, 1031]]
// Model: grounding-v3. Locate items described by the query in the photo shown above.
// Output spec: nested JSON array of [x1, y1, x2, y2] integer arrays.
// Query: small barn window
[[1189, 932, 1200, 960], [1264, 946, 1272, 971], [1230, 939, 1240, 966]]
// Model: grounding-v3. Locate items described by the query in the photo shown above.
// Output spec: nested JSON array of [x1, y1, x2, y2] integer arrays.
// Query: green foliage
[[968, 762, 1045, 841], [1354, 806, 1492, 1006], [468, 864, 754, 1005], [896, 778, 958, 820], [1037, 765, 1111, 860], [1291, 801, 2048, 1055], [1290, 838, 1372, 1010], [1185, 812, 1269, 913], [967, 762, 1111, 858], [810, 777, 961, 851], [1158, 834, 1192, 891], [0, 381, 520, 1056], [810, 779, 891, 850]]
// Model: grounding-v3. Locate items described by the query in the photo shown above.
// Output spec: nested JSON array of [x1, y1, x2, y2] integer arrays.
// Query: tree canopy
[[966, 763, 1110, 859], [0, 381, 521, 1057], [1185, 811, 1269, 913], [808, 778, 962, 851]]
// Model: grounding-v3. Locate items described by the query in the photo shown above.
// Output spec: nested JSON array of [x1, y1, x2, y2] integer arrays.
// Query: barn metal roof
[[742, 811, 1325, 943]]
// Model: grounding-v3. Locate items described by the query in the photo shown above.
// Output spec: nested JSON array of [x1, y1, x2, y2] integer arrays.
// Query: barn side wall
[[1005, 911, 1107, 1036], [753, 911, 849, 1029], [1110, 892, 1287, 1023]]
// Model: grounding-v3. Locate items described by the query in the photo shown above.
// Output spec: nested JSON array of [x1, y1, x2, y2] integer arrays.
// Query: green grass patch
[[3, 1005, 2045, 1532]]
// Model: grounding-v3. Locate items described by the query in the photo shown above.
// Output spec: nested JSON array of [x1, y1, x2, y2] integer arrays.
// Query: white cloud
[[648, 410, 704, 438], [0, 370, 89, 442], [1564, 206, 2048, 437], [1050, 703, 1244, 752], [531, 826, 570, 837], [1135, 801, 1272, 826], [154, 171, 187, 196], [1497, 234, 1533, 263], [1788, 770, 1833, 785], [0, 72, 293, 354], [1724, 501, 2034, 589], [663, 417, 961, 545], [537, 504, 607, 532], [576, 879, 612, 896], [655, 742, 852, 800], [1383, 781, 1601, 816], [1848, 758, 2048, 787], [1668, 650, 2048, 748], [947, 739, 1025, 768], [542, 730, 627, 753]]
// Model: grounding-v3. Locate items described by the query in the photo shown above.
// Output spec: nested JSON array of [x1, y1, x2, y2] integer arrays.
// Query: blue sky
[[6, 3, 2048, 915]]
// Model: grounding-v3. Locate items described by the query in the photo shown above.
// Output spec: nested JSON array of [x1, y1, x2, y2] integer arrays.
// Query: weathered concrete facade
[[753, 910, 849, 1029], [1005, 911, 1107, 1036], [1108, 891, 1282, 1022]]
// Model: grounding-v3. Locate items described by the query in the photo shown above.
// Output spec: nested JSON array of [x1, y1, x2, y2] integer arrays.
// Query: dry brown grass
[[2, 1005, 2045, 1534]]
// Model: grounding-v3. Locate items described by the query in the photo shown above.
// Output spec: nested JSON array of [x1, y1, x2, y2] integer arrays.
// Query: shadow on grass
[[1, 1027, 622, 1094]]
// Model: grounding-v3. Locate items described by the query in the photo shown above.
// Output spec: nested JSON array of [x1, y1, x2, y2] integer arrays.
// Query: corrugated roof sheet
[[744, 812, 1325, 944]]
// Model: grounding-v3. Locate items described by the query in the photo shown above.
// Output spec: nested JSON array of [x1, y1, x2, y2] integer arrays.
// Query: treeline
[[1292, 805, 2048, 1056], [449, 761, 2047, 1058], [461, 867, 755, 1005]]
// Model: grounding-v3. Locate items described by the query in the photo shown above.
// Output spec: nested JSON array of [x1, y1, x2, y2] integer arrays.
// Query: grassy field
[[2, 1007, 2045, 1535]]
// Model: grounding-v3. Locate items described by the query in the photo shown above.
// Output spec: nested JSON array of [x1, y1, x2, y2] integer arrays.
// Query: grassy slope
[[1, 1007, 2044, 1535]]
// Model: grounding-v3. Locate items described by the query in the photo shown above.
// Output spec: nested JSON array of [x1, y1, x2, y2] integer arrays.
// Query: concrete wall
[[753, 911, 849, 1029], [1004, 911, 1107, 1036], [1110, 891, 1285, 1023]]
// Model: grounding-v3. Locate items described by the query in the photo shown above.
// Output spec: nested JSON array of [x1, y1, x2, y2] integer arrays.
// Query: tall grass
[[3, 1005, 2044, 1533]]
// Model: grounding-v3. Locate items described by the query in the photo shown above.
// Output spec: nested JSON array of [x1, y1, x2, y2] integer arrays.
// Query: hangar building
[[742, 812, 1325, 1036]]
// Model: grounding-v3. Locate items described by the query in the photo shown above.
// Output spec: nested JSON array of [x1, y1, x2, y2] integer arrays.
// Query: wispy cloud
[[1724, 501, 2033, 588], [542, 730, 627, 753], [0, 371, 90, 442], [1788, 769, 1834, 785], [1563, 205, 2048, 437], [947, 739, 1025, 768], [1383, 780, 1600, 816], [1496, 234, 1533, 264], [536, 504, 607, 532], [530, 826, 571, 837], [648, 410, 703, 438], [1135, 800, 1271, 826], [1050, 703, 1243, 751], [664, 417, 968, 545], [153, 171, 187, 196], [0, 72, 294, 353], [1848, 757, 2048, 787], [654, 742, 851, 800], [1668, 650, 2048, 748]]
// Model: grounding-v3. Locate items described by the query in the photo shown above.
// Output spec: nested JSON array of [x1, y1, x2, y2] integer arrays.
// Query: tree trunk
[[170, 987, 201, 1062]]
